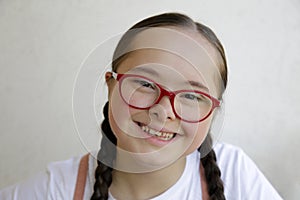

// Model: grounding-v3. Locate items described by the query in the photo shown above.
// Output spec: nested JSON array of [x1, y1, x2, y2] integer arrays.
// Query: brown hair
[[91, 12, 227, 200]]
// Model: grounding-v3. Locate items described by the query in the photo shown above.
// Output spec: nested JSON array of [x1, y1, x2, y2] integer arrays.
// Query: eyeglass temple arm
[[216, 99, 223, 107], [111, 72, 118, 80]]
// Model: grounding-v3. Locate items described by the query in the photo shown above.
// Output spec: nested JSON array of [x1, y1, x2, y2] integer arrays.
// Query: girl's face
[[106, 27, 222, 171]]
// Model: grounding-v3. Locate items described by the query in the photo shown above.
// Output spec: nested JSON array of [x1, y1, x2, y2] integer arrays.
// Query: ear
[[105, 72, 115, 99], [105, 72, 113, 83]]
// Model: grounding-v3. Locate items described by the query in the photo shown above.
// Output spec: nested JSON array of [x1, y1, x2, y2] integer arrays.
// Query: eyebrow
[[130, 67, 209, 92], [186, 80, 209, 92], [130, 67, 160, 77]]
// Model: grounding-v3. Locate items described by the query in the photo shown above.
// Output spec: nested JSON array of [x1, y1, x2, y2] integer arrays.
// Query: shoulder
[[212, 142, 258, 184], [46, 155, 82, 183], [213, 142, 244, 159], [213, 142, 266, 177], [46, 155, 82, 198], [212, 142, 283, 200], [213, 142, 250, 169], [0, 171, 49, 200], [0, 154, 84, 200]]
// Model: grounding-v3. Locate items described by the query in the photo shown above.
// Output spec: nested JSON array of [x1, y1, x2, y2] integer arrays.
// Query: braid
[[199, 134, 226, 200], [91, 102, 117, 200]]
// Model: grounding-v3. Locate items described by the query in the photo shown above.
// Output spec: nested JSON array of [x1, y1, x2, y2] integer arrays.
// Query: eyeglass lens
[[120, 75, 213, 122]]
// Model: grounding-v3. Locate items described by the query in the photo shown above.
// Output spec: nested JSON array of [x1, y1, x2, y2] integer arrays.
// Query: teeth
[[141, 125, 175, 141]]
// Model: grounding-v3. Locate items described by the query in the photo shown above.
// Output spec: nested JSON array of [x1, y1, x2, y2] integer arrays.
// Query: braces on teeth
[[141, 125, 174, 141]]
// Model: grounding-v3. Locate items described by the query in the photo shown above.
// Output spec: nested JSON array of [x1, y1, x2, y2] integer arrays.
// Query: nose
[[149, 96, 176, 121]]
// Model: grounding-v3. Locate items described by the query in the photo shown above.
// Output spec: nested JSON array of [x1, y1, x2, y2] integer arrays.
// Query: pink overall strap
[[74, 154, 89, 200], [200, 163, 209, 200]]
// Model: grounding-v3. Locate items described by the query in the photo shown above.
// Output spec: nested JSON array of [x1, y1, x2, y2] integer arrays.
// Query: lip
[[134, 121, 178, 135], [133, 120, 183, 147], [133, 122, 177, 147]]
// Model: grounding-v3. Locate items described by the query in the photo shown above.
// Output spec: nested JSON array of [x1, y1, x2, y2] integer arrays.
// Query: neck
[[110, 155, 186, 200]]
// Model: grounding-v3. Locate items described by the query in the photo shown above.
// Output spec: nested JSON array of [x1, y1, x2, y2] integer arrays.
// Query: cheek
[[182, 118, 212, 155], [108, 107, 122, 139], [108, 105, 137, 151], [108, 86, 131, 138], [108, 86, 145, 141]]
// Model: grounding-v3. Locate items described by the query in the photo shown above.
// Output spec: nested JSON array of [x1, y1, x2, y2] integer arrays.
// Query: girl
[[0, 12, 282, 200]]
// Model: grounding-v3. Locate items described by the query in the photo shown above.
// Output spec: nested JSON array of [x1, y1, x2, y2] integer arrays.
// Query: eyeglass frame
[[111, 71, 221, 123]]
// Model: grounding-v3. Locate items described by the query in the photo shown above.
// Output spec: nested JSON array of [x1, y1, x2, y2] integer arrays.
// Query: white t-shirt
[[0, 143, 283, 200]]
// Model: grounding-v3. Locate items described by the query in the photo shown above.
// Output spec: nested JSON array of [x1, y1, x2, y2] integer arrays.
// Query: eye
[[179, 92, 208, 103], [182, 93, 201, 101], [133, 79, 156, 90]]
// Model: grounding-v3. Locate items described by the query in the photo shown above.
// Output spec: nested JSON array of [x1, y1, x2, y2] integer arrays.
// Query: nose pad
[[149, 96, 176, 122]]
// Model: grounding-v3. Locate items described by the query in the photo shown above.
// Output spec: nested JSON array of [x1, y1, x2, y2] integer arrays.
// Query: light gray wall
[[0, 0, 299, 199]]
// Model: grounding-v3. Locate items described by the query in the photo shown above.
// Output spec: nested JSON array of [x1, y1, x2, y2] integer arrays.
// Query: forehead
[[116, 27, 223, 96]]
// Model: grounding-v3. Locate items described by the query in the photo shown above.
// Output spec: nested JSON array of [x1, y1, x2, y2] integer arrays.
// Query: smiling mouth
[[135, 122, 177, 141]]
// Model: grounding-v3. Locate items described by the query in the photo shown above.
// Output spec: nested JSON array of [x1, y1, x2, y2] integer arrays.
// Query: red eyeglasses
[[111, 72, 221, 123]]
